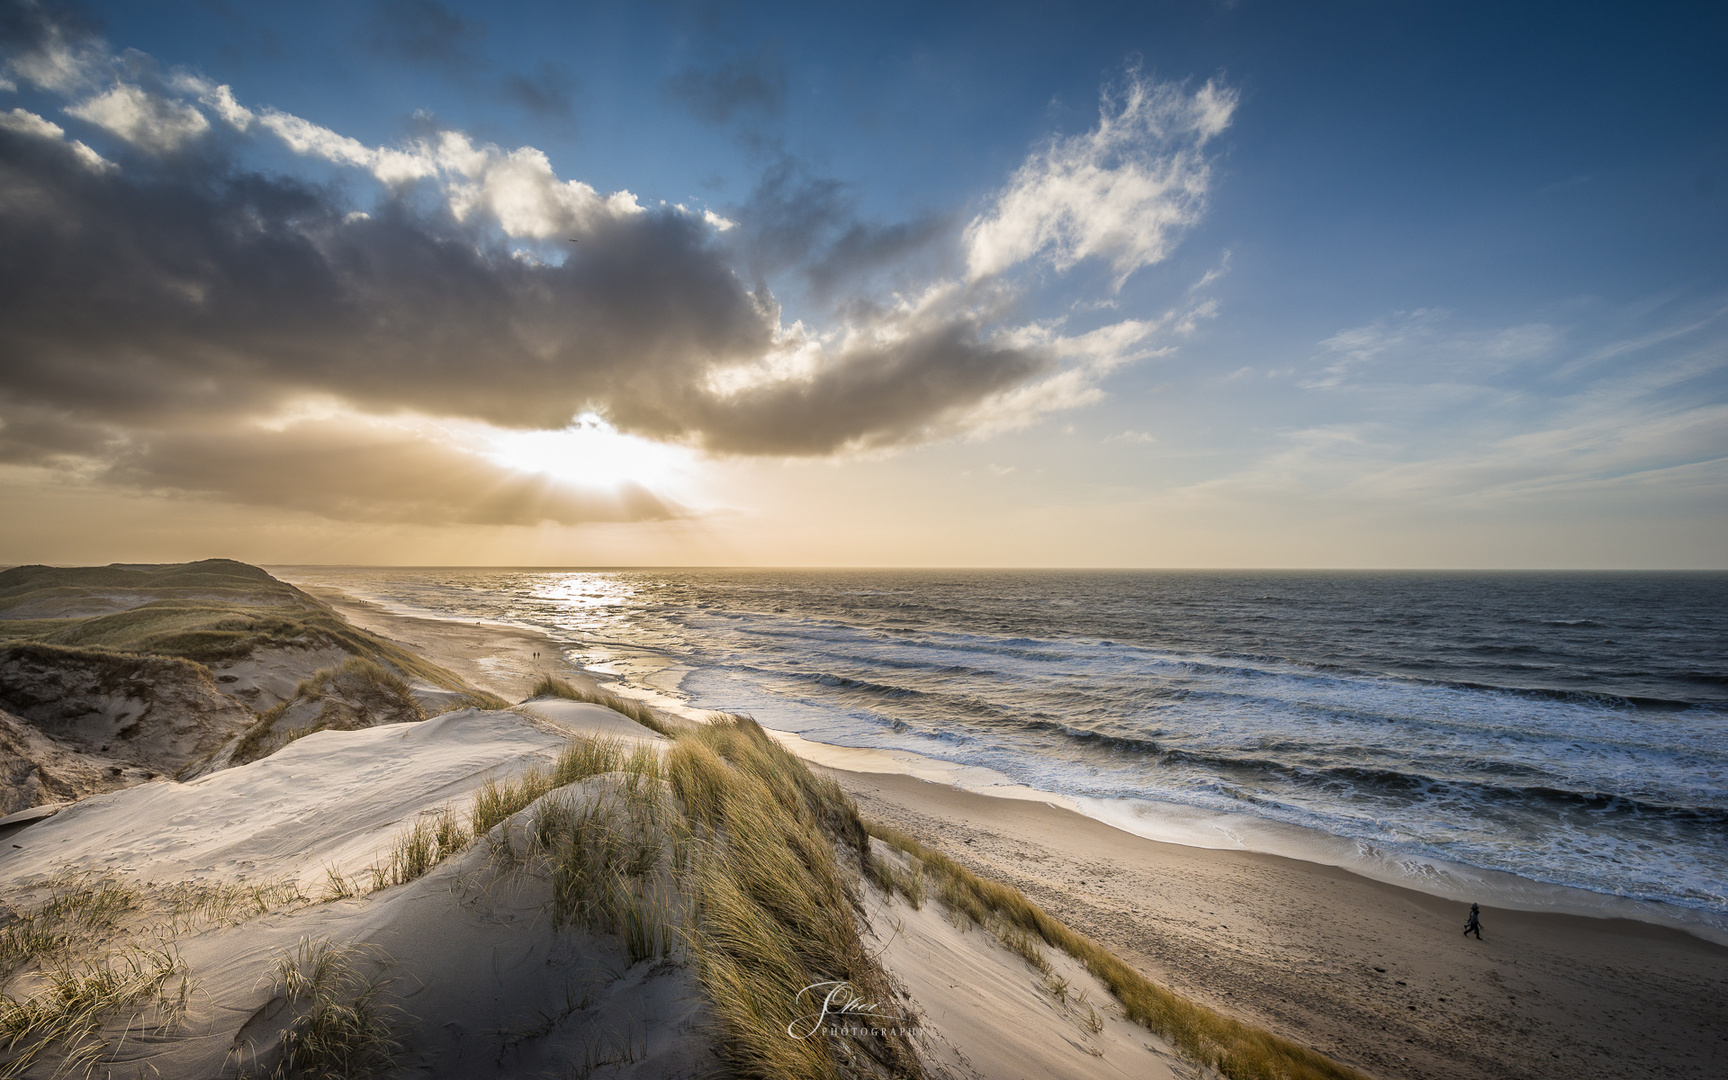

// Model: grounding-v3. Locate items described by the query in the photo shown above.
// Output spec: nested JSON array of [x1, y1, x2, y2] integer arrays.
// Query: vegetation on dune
[[669, 714, 921, 1080], [526, 674, 677, 738], [864, 822, 1371, 1080], [230, 657, 430, 768], [0, 640, 223, 703], [0, 561, 505, 711], [247, 937, 403, 1080], [0, 873, 302, 1079]]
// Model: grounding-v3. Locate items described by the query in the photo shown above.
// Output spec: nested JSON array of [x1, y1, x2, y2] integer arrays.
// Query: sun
[[483, 414, 696, 494]]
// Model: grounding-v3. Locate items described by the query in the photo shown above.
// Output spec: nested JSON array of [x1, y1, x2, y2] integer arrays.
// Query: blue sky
[[0, 0, 1723, 566]]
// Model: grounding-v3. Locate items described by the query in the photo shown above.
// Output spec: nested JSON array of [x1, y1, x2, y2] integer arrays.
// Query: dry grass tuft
[[527, 676, 677, 738], [865, 822, 1370, 1080], [0, 944, 194, 1079], [0, 879, 141, 975], [376, 808, 472, 889], [257, 937, 404, 1080], [470, 770, 557, 839], [668, 714, 921, 1080]]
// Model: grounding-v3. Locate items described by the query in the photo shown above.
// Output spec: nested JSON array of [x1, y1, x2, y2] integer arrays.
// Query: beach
[[311, 581, 1728, 1080]]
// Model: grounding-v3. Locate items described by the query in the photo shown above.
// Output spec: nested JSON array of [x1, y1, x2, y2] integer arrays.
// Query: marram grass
[[864, 822, 1371, 1080], [527, 674, 677, 738]]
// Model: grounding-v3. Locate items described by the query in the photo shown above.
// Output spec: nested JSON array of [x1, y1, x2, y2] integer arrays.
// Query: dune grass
[[255, 937, 403, 1080], [0, 560, 507, 710], [231, 657, 432, 767], [527, 675, 676, 738], [668, 714, 921, 1080], [0, 879, 141, 977], [0, 944, 194, 1079], [864, 822, 1370, 1080]]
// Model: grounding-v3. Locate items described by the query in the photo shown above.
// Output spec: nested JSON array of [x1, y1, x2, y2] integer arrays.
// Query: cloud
[[0, 0, 104, 92], [1302, 310, 1562, 390], [68, 82, 209, 151], [731, 156, 952, 300], [358, 0, 485, 77], [664, 40, 787, 125], [0, 26, 1223, 523], [1174, 302, 1728, 517], [0, 104, 107, 167], [964, 73, 1235, 287], [102, 417, 679, 526]]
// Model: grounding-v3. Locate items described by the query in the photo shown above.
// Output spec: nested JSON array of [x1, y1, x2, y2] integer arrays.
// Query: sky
[[0, 0, 1723, 568]]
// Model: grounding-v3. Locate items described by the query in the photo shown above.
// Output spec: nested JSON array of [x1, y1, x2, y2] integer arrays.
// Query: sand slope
[[838, 769, 1728, 1080], [862, 843, 1194, 1080], [0, 706, 714, 1079]]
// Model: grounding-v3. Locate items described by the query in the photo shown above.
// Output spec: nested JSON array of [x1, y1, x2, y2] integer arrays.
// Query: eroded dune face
[[0, 645, 255, 761], [0, 647, 255, 813], [0, 705, 113, 813], [0, 561, 501, 812]]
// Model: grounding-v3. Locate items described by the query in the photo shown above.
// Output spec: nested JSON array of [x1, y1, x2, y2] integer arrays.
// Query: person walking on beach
[[1463, 903, 1482, 939]]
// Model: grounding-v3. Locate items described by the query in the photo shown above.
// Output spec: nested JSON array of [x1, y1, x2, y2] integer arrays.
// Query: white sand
[[0, 705, 710, 1079], [862, 843, 1193, 1080]]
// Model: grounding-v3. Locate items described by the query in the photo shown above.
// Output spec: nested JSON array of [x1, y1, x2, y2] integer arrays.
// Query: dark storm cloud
[[105, 420, 678, 526], [358, 0, 485, 77], [618, 318, 1047, 455], [664, 40, 786, 125], [0, 125, 770, 429], [0, 0, 93, 53], [0, 121, 1049, 515], [734, 157, 951, 298]]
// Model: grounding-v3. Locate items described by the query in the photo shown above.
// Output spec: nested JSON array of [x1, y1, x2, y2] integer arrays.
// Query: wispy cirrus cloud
[[1180, 302, 1728, 514], [964, 73, 1235, 287]]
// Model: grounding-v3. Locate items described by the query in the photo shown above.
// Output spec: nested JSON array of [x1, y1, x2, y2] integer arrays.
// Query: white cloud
[[68, 83, 209, 153], [964, 75, 1236, 287], [258, 107, 392, 171], [439, 136, 642, 237], [251, 111, 646, 238], [170, 73, 255, 130], [2, 28, 101, 93], [1301, 309, 1560, 390], [0, 106, 63, 140], [1, 106, 111, 170]]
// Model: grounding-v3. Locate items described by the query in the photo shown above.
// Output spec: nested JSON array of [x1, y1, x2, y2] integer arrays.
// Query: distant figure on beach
[[1464, 903, 1482, 939]]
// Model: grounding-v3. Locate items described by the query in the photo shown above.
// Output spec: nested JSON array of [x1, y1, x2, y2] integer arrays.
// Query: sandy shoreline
[[284, 577, 1728, 1080], [300, 583, 596, 702]]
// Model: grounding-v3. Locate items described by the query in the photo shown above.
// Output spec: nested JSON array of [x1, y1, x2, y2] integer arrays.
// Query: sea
[[279, 568, 1728, 937]]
